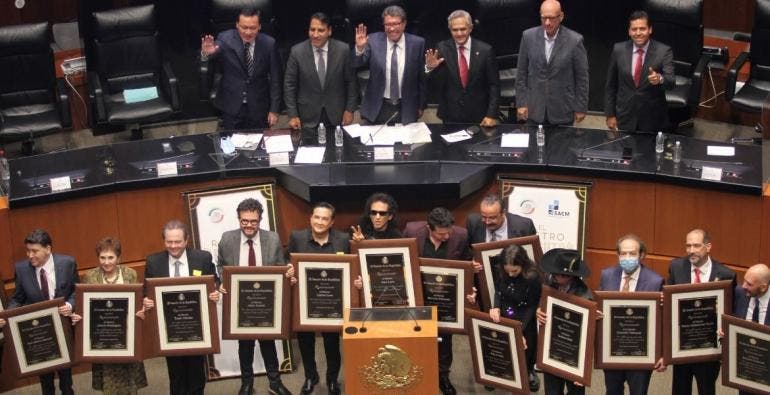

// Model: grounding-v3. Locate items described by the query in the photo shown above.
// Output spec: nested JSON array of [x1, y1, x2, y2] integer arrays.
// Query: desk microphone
[[365, 111, 400, 144], [578, 134, 631, 159]]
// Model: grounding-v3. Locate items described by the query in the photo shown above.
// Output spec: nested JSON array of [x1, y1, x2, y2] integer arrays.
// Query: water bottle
[[536, 124, 545, 147], [334, 125, 344, 147], [655, 131, 665, 154], [0, 149, 9, 197], [317, 122, 326, 145], [672, 141, 682, 164]]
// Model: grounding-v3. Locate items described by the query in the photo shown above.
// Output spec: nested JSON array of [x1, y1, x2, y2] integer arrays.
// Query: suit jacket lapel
[[467, 44, 480, 85], [53, 255, 64, 298], [259, 231, 270, 264]]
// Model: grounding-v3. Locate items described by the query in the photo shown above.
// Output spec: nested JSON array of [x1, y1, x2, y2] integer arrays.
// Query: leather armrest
[[162, 61, 180, 111], [199, 56, 212, 101], [726, 51, 750, 102], [87, 71, 106, 123], [733, 32, 751, 42], [55, 78, 72, 128], [687, 54, 709, 107]]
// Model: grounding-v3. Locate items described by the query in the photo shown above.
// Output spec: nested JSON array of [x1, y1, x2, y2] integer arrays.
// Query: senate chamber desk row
[[0, 122, 768, 390]]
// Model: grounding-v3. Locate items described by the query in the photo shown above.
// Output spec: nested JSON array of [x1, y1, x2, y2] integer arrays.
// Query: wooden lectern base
[[342, 307, 438, 394]]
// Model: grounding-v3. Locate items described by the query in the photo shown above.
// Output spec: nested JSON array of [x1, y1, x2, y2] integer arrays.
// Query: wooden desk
[[54, 48, 90, 131]]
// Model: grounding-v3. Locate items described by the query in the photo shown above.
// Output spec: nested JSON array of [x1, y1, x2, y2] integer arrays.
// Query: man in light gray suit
[[218, 198, 291, 395], [515, 0, 589, 126], [284, 12, 357, 130]]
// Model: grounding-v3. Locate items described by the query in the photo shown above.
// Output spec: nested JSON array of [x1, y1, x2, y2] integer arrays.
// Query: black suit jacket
[[466, 212, 536, 245], [9, 253, 78, 308], [429, 38, 499, 123], [211, 29, 282, 119], [284, 38, 357, 128], [286, 228, 351, 255], [402, 221, 470, 260], [144, 248, 217, 282], [733, 285, 770, 325], [604, 39, 674, 132], [667, 256, 736, 285]]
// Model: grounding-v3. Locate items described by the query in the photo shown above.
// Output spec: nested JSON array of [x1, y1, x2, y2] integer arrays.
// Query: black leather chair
[[644, 0, 709, 131], [199, 0, 276, 104], [726, 0, 770, 115], [0, 22, 71, 154], [473, 0, 538, 121], [88, 4, 180, 139]]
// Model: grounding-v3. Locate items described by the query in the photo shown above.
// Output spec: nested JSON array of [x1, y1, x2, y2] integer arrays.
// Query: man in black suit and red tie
[[425, 9, 499, 127], [667, 228, 736, 395], [0, 229, 77, 395], [605, 10, 674, 133]]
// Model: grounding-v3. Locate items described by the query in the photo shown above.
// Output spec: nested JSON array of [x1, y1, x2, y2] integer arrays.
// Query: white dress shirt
[[544, 28, 559, 63], [747, 290, 770, 323], [167, 250, 189, 277], [690, 258, 712, 283]]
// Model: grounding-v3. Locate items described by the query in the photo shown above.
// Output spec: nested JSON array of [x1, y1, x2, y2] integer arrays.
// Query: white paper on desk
[[441, 130, 472, 143], [264, 134, 294, 153], [402, 122, 432, 144], [362, 127, 400, 146], [701, 166, 723, 181], [294, 146, 326, 164], [500, 133, 530, 148], [374, 146, 395, 160], [157, 161, 178, 177], [231, 133, 263, 150], [343, 124, 366, 138], [706, 145, 735, 157], [50, 176, 72, 192], [269, 152, 290, 166]]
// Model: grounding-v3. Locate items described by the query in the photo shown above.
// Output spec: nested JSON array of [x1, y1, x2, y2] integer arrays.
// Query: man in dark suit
[[466, 194, 537, 246], [286, 202, 349, 395], [143, 220, 220, 395], [425, 10, 499, 127], [403, 207, 470, 395], [515, 0, 589, 126], [217, 198, 291, 395], [284, 13, 357, 131], [352, 5, 426, 124], [605, 10, 674, 133], [0, 229, 77, 395], [729, 263, 770, 395], [599, 234, 665, 395], [667, 228, 736, 395], [201, 8, 281, 130]]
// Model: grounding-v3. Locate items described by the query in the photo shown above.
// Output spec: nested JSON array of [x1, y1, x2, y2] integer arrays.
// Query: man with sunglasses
[[217, 198, 292, 395]]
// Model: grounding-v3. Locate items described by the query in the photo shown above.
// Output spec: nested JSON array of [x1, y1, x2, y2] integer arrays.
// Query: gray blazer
[[284, 38, 358, 128], [217, 229, 285, 274], [515, 26, 589, 125]]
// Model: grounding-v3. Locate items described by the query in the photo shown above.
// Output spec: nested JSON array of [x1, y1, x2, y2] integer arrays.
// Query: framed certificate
[[221, 266, 290, 340], [472, 235, 543, 310], [536, 286, 596, 386], [351, 238, 423, 308], [0, 298, 72, 378], [290, 253, 360, 332], [419, 258, 475, 334], [74, 284, 143, 363], [663, 280, 732, 363], [722, 314, 770, 395], [594, 291, 661, 369], [465, 308, 529, 394], [146, 275, 220, 356]]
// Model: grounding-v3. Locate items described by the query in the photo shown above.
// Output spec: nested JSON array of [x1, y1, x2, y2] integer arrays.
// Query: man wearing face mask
[[598, 234, 664, 395]]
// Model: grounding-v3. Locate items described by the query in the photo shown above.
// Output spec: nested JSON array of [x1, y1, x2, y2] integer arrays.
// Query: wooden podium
[[342, 306, 438, 394]]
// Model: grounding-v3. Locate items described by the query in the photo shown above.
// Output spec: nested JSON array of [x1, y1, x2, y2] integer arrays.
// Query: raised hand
[[424, 49, 444, 70], [355, 24, 369, 51], [201, 35, 219, 56]]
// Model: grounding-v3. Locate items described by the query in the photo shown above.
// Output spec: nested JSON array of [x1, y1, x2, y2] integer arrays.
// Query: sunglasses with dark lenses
[[369, 210, 390, 217]]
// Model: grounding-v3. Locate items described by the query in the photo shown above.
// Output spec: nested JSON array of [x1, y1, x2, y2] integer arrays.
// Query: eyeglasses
[[240, 219, 260, 226], [369, 210, 390, 217], [383, 21, 404, 28]]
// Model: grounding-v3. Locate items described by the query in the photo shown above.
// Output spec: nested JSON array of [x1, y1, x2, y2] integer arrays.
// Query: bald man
[[730, 264, 770, 395], [515, 0, 589, 126]]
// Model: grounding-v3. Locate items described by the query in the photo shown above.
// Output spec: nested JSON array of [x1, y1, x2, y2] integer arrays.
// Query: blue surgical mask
[[619, 257, 639, 274]]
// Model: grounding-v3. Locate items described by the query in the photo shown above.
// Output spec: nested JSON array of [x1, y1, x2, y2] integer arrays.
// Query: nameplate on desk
[[500, 133, 529, 148], [269, 152, 290, 166], [374, 146, 395, 161], [706, 146, 735, 157], [156, 161, 178, 177], [701, 166, 723, 181], [50, 176, 72, 192]]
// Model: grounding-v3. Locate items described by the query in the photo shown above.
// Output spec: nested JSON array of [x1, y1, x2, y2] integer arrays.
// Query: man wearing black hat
[[536, 248, 591, 395], [599, 234, 665, 395]]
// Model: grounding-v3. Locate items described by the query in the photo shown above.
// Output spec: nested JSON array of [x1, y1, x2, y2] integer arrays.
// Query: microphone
[[578, 134, 631, 159], [365, 111, 400, 144]]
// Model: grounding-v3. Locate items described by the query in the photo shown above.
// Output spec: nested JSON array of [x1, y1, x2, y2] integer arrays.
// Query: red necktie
[[247, 239, 256, 267], [39, 268, 51, 300], [693, 267, 701, 283], [633, 48, 644, 87], [458, 45, 469, 88]]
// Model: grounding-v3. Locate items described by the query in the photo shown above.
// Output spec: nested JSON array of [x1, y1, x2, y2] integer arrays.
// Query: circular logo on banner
[[519, 200, 536, 215], [208, 208, 224, 223]]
